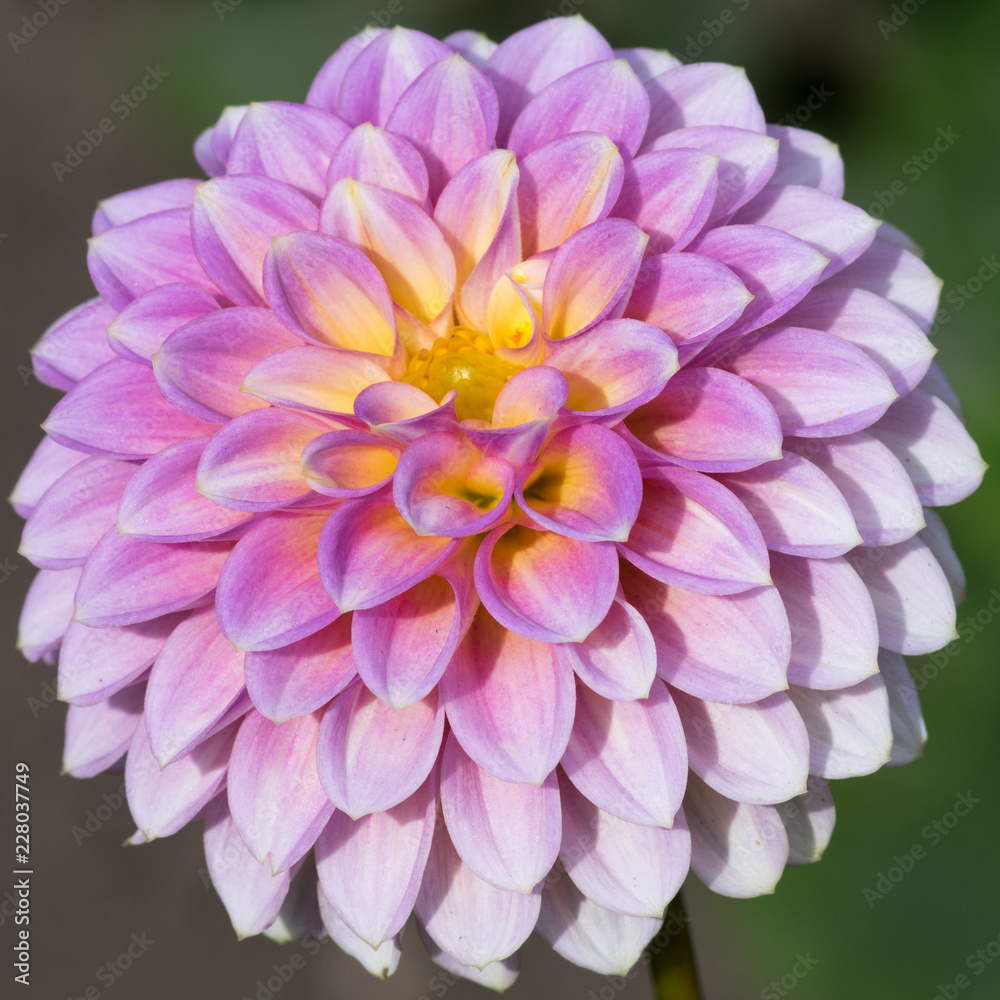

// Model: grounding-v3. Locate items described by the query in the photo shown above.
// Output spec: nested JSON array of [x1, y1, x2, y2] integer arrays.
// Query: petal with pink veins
[[868, 388, 986, 506], [318, 492, 457, 611], [143, 605, 247, 765], [93, 178, 200, 233], [153, 307, 301, 423], [58, 615, 180, 706], [197, 408, 336, 511], [919, 508, 965, 603], [263, 231, 399, 356], [387, 55, 498, 200], [619, 561, 789, 705], [228, 710, 334, 873], [614, 148, 719, 254], [444, 29, 497, 68], [74, 533, 229, 628], [542, 219, 648, 341], [62, 684, 145, 778], [226, 101, 350, 199], [126, 719, 235, 840], [716, 453, 861, 557], [244, 615, 357, 723], [117, 438, 251, 542], [416, 823, 541, 969], [31, 298, 117, 390], [562, 678, 687, 828], [619, 467, 771, 596], [766, 125, 844, 196], [777, 776, 836, 865], [508, 59, 649, 159], [623, 252, 752, 347], [326, 123, 429, 204], [475, 523, 618, 643], [536, 861, 661, 975], [334, 27, 451, 127], [770, 553, 880, 691], [9, 436, 87, 519], [545, 319, 678, 420], [644, 63, 765, 147], [518, 133, 624, 257], [43, 359, 215, 460], [353, 565, 477, 709], [302, 430, 402, 498], [624, 367, 782, 473], [718, 326, 898, 437], [394, 433, 514, 538], [672, 688, 809, 804], [107, 284, 220, 364], [686, 229, 830, 353], [306, 27, 388, 112], [216, 510, 340, 652], [782, 285, 935, 394], [517, 424, 642, 543], [733, 184, 879, 277], [847, 537, 957, 655], [418, 925, 518, 990], [782, 432, 925, 546], [322, 178, 455, 326], [879, 647, 928, 766], [684, 773, 788, 898], [87, 208, 215, 310], [440, 610, 575, 785], [559, 775, 690, 917], [788, 676, 893, 779], [484, 18, 614, 142], [317, 682, 443, 818], [316, 776, 436, 948], [193, 105, 249, 177], [193, 176, 318, 306], [203, 796, 291, 939], [318, 889, 402, 978], [353, 381, 459, 443], [651, 125, 779, 223], [826, 239, 942, 332], [21, 456, 135, 569], [555, 596, 657, 702], [441, 732, 561, 893]]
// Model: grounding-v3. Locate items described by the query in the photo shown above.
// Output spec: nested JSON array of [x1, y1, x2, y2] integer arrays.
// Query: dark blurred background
[[1, 1, 997, 998]]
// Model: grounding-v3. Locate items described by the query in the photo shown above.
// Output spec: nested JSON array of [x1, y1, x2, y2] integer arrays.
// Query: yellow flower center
[[402, 328, 523, 422]]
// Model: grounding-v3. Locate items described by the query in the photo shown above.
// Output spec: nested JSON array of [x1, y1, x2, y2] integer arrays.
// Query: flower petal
[[193, 176, 319, 306], [766, 125, 844, 196], [316, 777, 436, 948], [475, 523, 618, 643], [228, 710, 334, 873], [847, 537, 957, 655], [777, 776, 836, 865], [107, 283, 220, 364], [519, 133, 624, 257], [562, 678, 687, 828], [788, 676, 893, 779], [416, 823, 541, 969], [244, 616, 357, 723], [74, 533, 229, 628], [9, 436, 87, 520], [685, 774, 788, 897], [93, 178, 200, 233], [879, 647, 928, 766], [31, 297, 117, 390], [216, 510, 340, 652], [770, 553, 880, 690], [508, 59, 649, 159], [559, 774, 690, 917], [318, 890, 402, 978], [441, 610, 576, 785], [441, 732, 561, 893], [619, 467, 771, 596], [63, 684, 145, 778], [326, 123, 429, 204], [317, 682, 443, 818]]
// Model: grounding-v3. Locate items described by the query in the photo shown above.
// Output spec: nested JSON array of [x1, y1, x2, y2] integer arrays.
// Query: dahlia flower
[[14, 15, 984, 990]]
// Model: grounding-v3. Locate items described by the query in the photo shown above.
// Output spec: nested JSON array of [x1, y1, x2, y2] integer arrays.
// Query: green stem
[[650, 891, 705, 1000]]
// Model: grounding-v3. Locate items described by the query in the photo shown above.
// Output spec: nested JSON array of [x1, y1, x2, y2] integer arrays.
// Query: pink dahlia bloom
[[14, 16, 985, 985]]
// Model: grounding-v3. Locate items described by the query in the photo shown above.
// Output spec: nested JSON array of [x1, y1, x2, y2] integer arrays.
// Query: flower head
[[14, 16, 985, 985]]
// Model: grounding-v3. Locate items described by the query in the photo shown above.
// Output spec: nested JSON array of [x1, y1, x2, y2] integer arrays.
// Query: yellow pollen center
[[402, 328, 523, 422]]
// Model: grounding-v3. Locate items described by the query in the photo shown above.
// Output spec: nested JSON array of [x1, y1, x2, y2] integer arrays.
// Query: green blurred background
[[1, 1, 997, 998]]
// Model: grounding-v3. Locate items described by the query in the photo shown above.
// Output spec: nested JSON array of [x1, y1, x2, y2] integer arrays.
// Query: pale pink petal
[[31, 297, 117, 390], [766, 125, 844, 196], [776, 776, 836, 865], [63, 683, 145, 778], [9, 436, 87, 519], [326, 123, 429, 204], [18, 567, 82, 661], [879, 647, 928, 766]]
